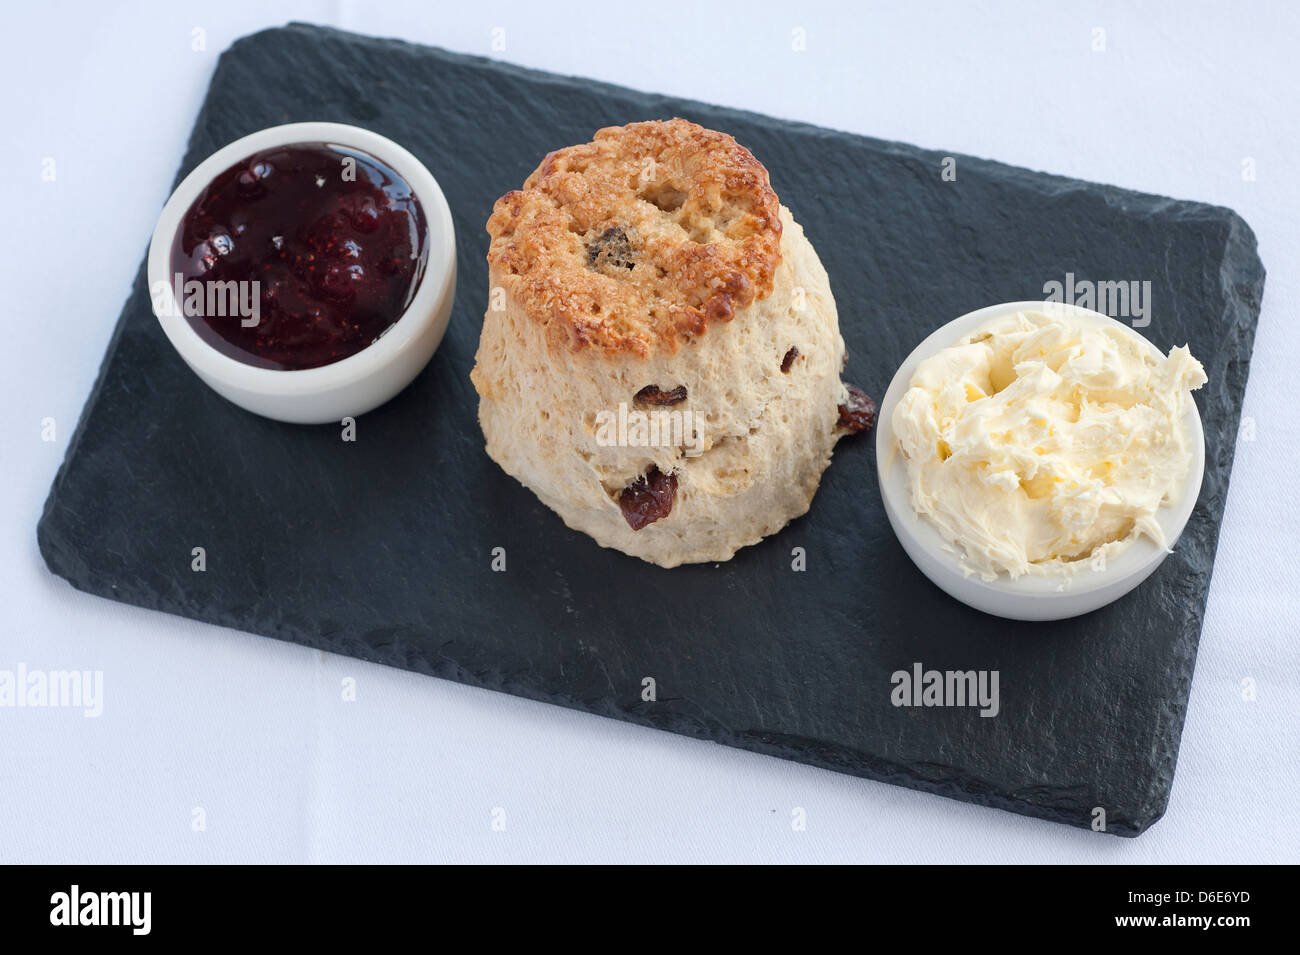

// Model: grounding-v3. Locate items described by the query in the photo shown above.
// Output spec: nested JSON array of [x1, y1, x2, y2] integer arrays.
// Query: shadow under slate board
[[38, 23, 1265, 837]]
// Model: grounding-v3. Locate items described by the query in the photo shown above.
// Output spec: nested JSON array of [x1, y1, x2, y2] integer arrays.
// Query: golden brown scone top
[[486, 119, 783, 357]]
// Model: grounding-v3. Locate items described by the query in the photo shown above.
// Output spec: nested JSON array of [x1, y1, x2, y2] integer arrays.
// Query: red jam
[[170, 143, 427, 370]]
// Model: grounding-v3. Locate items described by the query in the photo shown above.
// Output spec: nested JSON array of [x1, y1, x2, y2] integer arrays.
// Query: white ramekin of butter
[[876, 301, 1207, 621]]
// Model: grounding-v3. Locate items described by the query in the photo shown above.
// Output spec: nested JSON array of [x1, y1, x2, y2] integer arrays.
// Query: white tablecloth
[[3, 0, 1296, 863]]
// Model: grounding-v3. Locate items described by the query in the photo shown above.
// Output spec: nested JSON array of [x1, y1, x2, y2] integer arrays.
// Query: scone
[[471, 118, 873, 568]]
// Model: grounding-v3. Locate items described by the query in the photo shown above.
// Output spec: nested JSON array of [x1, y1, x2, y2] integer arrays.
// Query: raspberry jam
[[170, 143, 427, 370]]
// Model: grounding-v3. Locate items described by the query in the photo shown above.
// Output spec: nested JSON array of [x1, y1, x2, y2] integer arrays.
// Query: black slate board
[[39, 23, 1265, 837]]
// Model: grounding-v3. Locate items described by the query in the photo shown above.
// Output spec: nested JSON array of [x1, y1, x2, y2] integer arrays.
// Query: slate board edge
[[32, 510, 1156, 837], [253, 23, 1264, 236], [1134, 207, 1268, 830], [36, 22, 1269, 840]]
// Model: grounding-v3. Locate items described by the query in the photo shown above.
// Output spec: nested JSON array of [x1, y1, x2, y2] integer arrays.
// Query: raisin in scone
[[471, 119, 873, 568]]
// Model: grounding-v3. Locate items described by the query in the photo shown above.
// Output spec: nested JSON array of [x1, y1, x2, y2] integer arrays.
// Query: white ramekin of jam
[[147, 122, 455, 424]]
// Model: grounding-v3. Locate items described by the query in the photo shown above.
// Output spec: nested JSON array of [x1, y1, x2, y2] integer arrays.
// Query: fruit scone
[[471, 118, 874, 567]]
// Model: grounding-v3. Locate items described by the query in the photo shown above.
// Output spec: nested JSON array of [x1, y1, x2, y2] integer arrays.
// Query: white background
[[2, 0, 1297, 863]]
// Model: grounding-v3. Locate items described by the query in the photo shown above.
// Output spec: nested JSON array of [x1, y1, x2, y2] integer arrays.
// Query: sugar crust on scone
[[485, 118, 783, 356]]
